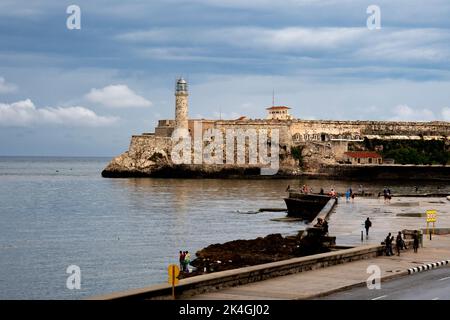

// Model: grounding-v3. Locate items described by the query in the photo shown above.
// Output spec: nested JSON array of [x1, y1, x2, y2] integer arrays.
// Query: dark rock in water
[[187, 231, 335, 277]]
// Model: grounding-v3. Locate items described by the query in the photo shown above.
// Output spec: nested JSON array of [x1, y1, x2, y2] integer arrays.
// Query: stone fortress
[[102, 78, 450, 178]]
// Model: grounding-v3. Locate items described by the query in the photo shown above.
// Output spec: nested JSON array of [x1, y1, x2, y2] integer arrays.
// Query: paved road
[[319, 266, 450, 300]]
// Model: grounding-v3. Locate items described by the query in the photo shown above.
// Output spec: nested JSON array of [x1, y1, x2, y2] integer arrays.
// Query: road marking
[[371, 295, 388, 300], [432, 297, 440, 300], [438, 276, 450, 281]]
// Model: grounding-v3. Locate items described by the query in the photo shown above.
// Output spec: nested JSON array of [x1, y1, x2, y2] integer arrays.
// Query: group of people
[[365, 218, 420, 255], [384, 232, 403, 256], [382, 187, 392, 203], [384, 231, 420, 256], [327, 188, 337, 198], [287, 185, 364, 200], [179, 251, 191, 272], [286, 184, 313, 194], [345, 187, 355, 202], [286, 185, 340, 197]]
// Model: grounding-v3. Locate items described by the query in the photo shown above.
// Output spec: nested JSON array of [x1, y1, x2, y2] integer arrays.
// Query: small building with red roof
[[266, 106, 293, 120], [344, 151, 383, 165]]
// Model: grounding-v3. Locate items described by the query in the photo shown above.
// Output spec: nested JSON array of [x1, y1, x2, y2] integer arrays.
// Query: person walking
[[364, 218, 372, 237], [396, 232, 403, 256], [383, 187, 388, 203], [413, 230, 419, 253], [385, 233, 393, 256]]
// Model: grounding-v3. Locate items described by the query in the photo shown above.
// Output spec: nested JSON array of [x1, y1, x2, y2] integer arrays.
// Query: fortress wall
[[290, 120, 449, 136], [157, 119, 449, 144], [359, 121, 449, 136], [288, 120, 449, 144], [290, 121, 362, 136], [129, 135, 172, 159], [315, 164, 450, 181]]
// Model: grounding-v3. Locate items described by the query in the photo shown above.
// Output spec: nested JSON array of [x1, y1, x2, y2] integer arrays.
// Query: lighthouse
[[175, 78, 189, 131]]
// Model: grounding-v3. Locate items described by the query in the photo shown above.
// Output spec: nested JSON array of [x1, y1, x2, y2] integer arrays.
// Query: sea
[[0, 156, 448, 299]]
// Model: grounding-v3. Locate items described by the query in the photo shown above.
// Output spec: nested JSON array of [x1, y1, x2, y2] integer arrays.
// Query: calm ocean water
[[0, 157, 449, 299]]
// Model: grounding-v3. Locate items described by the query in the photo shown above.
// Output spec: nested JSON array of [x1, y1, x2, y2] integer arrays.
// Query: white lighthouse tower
[[175, 78, 189, 131]]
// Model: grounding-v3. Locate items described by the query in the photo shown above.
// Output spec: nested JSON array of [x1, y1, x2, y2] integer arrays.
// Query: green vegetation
[[363, 138, 449, 165]]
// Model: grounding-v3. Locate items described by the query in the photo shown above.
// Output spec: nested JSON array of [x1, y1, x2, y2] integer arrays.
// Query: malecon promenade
[[188, 235, 450, 300], [93, 196, 450, 300]]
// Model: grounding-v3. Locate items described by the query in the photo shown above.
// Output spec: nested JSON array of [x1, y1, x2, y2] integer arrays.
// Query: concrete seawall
[[311, 197, 337, 226], [310, 164, 450, 181], [91, 243, 398, 300]]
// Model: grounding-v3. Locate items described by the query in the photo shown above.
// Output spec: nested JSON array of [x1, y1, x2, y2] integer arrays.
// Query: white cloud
[[390, 104, 435, 121], [85, 84, 152, 108], [118, 27, 364, 51], [118, 26, 450, 65], [0, 99, 117, 127], [0, 77, 17, 94], [222, 27, 364, 52], [355, 29, 450, 63]]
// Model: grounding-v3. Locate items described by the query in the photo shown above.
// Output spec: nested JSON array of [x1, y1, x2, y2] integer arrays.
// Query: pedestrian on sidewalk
[[384, 233, 393, 256], [396, 232, 403, 256], [345, 189, 350, 202], [413, 230, 419, 253], [364, 218, 372, 237]]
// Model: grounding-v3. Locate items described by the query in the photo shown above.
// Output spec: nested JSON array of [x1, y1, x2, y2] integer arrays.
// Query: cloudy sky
[[0, 0, 449, 156]]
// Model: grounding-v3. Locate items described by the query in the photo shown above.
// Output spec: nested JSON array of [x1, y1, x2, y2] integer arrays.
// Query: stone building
[[344, 151, 383, 165], [266, 106, 293, 120], [102, 78, 450, 177]]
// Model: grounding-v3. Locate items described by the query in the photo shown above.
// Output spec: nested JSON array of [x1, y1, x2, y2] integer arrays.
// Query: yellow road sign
[[426, 210, 437, 223], [168, 264, 180, 285]]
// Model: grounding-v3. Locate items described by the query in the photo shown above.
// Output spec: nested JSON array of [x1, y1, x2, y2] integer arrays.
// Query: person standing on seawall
[[385, 233, 393, 256], [413, 230, 419, 253], [396, 232, 403, 256], [179, 251, 185, 271], [365, 217, 372, 237], [184, 251, 191, 272]]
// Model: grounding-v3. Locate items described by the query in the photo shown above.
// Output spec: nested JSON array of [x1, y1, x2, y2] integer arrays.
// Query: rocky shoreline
[[102, 155, 450, 181], [181, 230, 336, 278]]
